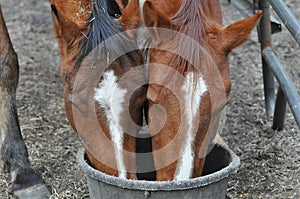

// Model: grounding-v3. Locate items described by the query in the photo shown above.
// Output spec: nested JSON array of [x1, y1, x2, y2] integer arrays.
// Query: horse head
[[50, 0, 148, 180], [143, 0, 262, 181]]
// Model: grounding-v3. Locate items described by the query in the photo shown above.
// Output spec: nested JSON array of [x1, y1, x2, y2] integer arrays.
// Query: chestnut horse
[[49, 0, 262, 181], [142, 0, 262, 181], [50, 0, 149, 180]]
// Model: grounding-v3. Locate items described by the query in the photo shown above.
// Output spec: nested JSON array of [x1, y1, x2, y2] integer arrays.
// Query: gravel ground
[[0, 0, 299, 198]]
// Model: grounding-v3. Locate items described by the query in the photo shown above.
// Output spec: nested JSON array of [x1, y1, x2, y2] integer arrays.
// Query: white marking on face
[[94, 70, 128, 178], [139, 0, 146, 12], [174, 72, 207, 181]]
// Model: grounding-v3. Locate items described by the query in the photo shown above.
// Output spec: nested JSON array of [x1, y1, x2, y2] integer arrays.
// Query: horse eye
[[114, 14, 121, 18]]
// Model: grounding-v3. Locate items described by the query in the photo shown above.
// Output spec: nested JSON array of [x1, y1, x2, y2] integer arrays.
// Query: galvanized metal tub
[[77, 143, 240, 199]]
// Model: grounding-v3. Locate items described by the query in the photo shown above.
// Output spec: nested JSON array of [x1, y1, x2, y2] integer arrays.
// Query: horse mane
[[169, 0, 226, 102], [75, 0, 128, 68], [170, 0, 210, 75]]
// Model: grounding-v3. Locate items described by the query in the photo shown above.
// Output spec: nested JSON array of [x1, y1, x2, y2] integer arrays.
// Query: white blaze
[[139, 0, 146, 11], [174, 72, 207, 181], [94, 70, 127, 178]]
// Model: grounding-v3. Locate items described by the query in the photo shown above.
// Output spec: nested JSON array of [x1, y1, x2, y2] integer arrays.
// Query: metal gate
[[229, 0, 300, 130]]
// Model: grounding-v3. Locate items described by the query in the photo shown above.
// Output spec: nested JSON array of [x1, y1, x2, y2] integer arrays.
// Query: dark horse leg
[[0, 6, 50, 198]]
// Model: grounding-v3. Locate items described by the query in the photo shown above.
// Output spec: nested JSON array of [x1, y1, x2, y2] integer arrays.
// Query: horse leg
[[0, 99, 10, 174], [0, 99, 43, 192], [0, 71, 50, 198], [0, 7, 50, 197], [0, 107, 10, 174]]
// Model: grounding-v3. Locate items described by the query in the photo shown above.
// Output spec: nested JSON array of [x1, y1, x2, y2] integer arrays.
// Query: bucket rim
[[77, 142, 240, 191]]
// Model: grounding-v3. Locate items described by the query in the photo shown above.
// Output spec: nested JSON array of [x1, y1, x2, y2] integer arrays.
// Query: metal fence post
[[263, 48, 300, 129], [258, 0, 275, 117], [273, 87, 287, 130], [230, 0, 300, 130]]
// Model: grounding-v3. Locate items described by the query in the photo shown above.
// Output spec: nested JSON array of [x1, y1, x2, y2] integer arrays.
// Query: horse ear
[[50, 4, 61, 38], [51, 3, 89, 45], [49, 1, 90, 39], [117, 0, 141, 30], [222, 10, 262, 52], [143, 1, 174, 45], [143, 1, 171, 28], [49, 0, 90, 26]]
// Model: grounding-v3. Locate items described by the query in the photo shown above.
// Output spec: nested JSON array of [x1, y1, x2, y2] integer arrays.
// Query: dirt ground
[[0, 0, 299, 198]]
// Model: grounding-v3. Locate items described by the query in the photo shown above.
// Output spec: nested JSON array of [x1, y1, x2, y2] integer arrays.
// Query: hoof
[[13, 184, 51, 199], [12, 168, 45, 191]]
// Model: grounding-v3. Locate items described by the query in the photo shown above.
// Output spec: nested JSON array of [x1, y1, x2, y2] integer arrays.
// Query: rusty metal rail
[[229, 0, 300, 130]]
